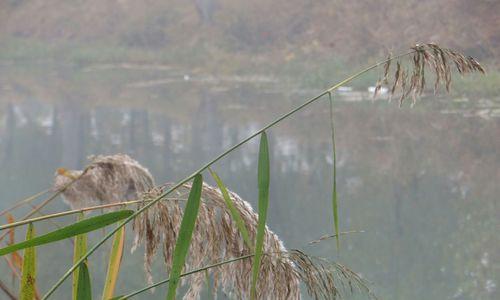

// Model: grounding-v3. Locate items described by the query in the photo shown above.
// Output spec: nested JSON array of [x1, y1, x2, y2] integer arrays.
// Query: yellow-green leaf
[[251, 132, 270, 300], [102, 225, 126, 300], [73, 213, 87, 300], [166, 174, 203, 300], [19, 223, 36, 300], [209, 168, 252, 249]]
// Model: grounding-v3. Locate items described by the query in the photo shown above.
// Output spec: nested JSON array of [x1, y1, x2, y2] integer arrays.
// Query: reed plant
[[0, 43, 485, 300]]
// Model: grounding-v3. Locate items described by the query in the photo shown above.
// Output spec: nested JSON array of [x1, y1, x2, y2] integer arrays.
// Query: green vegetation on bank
[[1, 37, 498, 97]]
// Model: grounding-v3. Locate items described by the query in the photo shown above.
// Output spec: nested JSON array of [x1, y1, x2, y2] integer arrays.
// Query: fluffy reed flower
[[52, 154, 154, 209], [132, 183, 371, 299], [374, 43, 485, 106], [288, 250, 372, 300]]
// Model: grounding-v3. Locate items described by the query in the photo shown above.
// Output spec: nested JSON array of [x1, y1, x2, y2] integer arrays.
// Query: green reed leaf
[[328, 92, 340, 250], [76, 262, 92, 300], [209, 168, 252, 249], [73, 213, 87, 300], [19, 223, 36, 300], [166, 174, 203, 300], [0, 210, 133, 256], [102, 225, 126, 300], [251, 132, 270, 300]]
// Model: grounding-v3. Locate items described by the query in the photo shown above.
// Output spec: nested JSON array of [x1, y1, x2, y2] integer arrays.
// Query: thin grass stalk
[[308, 230, 366, 245], [3, 254, 22, 281], [0, 170, 89, 243], [19, 170, 89, 219], [0, 279, 17, 300], [118, 254, 254, 299], [27, 204, 67, 233], [0, 189, 51, 217], [0, 199, 168, 231], [41, 50, 418, 299], [328, 92, 340, 251], [25, 205, 74, 248]]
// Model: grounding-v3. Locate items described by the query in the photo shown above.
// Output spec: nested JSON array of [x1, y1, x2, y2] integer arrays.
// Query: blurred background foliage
[[0, 0, 498, 66]]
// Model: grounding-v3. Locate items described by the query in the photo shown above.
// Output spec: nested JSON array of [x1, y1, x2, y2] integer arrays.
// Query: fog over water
[[0, 62, 498, 299]]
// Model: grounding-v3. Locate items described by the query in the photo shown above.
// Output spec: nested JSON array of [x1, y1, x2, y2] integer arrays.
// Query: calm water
[[0, 63, 498, 299]]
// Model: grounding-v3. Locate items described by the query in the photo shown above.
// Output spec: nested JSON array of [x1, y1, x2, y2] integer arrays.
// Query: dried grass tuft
[[52, 154, 155, 209], [374, 43, 485, 106], [132, 182, 300, 299], [132, 183, 372, 299], [288, 250, 373, 300]]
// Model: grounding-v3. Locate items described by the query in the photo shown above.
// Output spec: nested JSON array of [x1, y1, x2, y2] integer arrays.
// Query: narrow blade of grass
[[328, 92, 340, 251], [0, 210, 133, 256], [0, 189, 50, 218], [0, 169, 90, 244], [19, 223, 36, 300], [73, 213, 87, 300], [0, 279, 17, 300], [102, 225, 126, 300], [76, 262, 92, 300], [209, 168, 252, 249], [308, 230, 365, 245], [166, 174, 203, 300], [250, 132, 270, 300]]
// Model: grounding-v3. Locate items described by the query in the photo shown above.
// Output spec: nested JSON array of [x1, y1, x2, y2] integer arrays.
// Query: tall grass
[[0, 43, 485, 299]]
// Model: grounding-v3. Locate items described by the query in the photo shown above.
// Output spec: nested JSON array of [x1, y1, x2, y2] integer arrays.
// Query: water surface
[[0, 62, 498, 299]]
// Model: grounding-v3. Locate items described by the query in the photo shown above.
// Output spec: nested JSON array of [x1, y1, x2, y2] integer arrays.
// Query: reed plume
[[52, 154, 155, 209], [374, 43, 485, 106], [132, 182, 371, 299], [288, 250, 372, 300]]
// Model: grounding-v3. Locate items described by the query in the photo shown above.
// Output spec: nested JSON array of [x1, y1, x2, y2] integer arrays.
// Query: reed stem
[[0, 189, 50, 217], [0, 171, 88, 244], [42, 50, 416, 299], [0, 200, 139, 231]]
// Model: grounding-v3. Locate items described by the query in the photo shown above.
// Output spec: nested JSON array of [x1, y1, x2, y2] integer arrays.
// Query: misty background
[[0, 1, 498, 299]]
